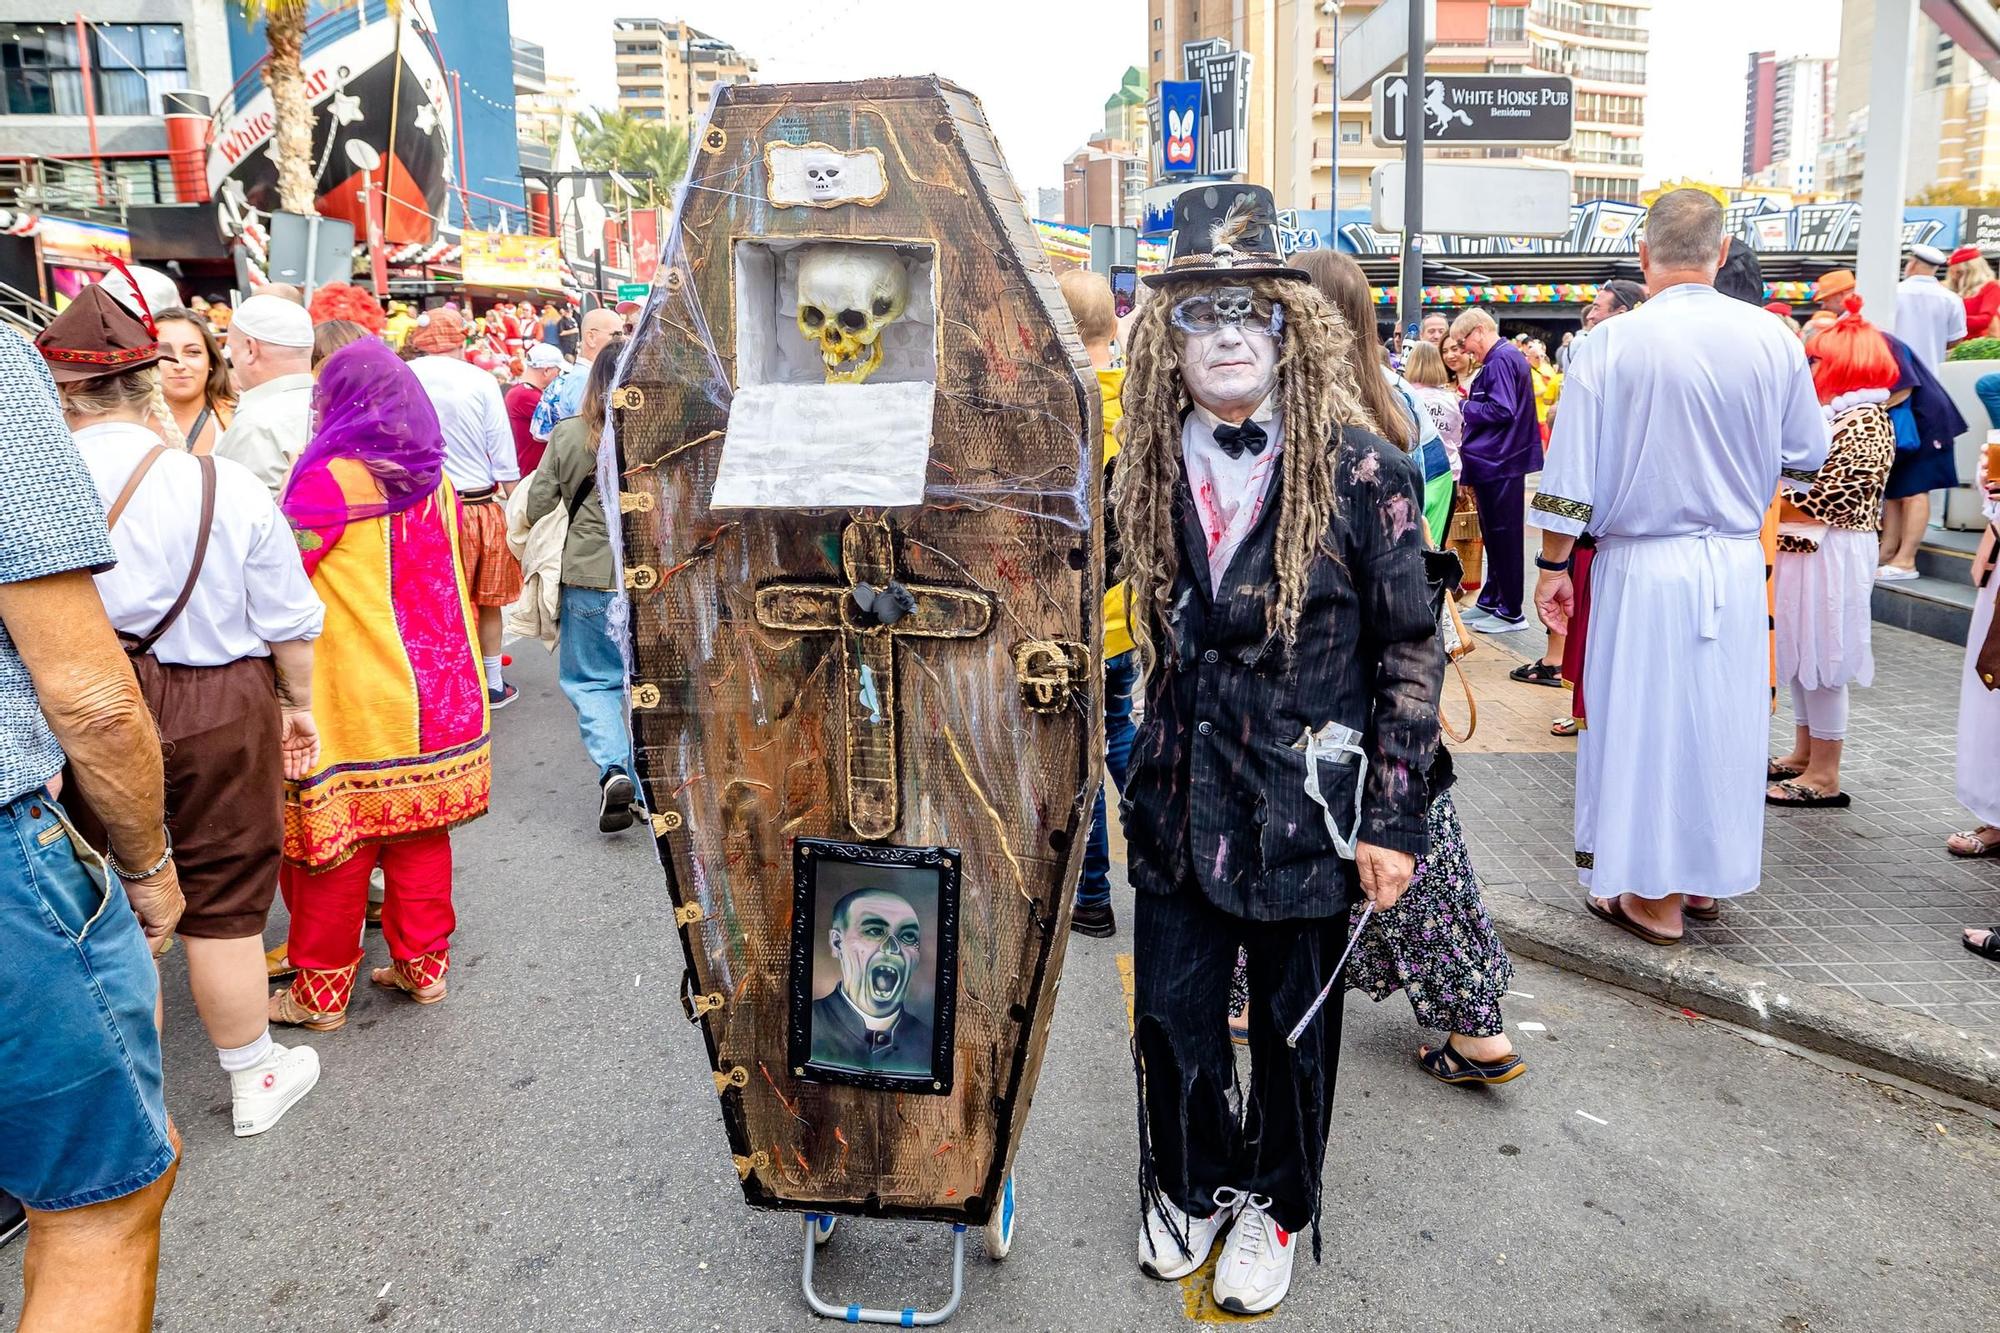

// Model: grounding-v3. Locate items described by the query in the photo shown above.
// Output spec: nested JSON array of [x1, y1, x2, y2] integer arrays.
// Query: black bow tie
[[1212, 418, 1268, 460]]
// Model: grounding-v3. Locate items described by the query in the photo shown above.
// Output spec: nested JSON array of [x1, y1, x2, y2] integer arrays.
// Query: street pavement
[[6, 646, 1999, 1331], [1459, 595, 2000, 1038]]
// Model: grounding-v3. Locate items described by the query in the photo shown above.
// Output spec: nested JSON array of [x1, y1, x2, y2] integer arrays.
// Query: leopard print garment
[[1776, 404, 1897, 554]]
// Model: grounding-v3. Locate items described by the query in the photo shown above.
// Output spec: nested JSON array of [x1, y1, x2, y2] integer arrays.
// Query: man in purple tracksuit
[[1450, 309, 1543, 629]]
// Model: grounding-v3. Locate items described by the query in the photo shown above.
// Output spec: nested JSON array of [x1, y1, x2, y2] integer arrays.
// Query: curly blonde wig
[[1114, 275, 1376, 675]]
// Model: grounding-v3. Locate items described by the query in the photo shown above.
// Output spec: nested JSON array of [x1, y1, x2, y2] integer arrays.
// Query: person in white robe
[[1529, 189, 1830, 945], [1955, 466, 2000, 961]]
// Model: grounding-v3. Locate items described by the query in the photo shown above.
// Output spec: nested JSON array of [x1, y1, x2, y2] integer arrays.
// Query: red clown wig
[[1804, 295, 1899, 404], [306, 282, 387, 335]]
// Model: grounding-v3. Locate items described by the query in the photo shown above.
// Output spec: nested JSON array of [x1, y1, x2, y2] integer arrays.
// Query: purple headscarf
[[280, 338, 445, 528]]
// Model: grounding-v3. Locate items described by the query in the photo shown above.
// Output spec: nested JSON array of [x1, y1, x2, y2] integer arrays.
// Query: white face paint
[[1178, 321, 1279, 422]]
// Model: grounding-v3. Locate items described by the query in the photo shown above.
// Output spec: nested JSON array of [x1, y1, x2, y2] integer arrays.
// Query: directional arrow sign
[[1374, 74, 1576, 146], [1338, 0, 1437, 101]]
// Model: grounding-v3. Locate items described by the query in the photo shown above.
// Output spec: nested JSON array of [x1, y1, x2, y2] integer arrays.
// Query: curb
[[1486, 890, 2000, 1111]]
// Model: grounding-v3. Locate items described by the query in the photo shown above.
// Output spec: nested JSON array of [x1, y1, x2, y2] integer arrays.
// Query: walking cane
[[1284, 902, 1375, 1050]]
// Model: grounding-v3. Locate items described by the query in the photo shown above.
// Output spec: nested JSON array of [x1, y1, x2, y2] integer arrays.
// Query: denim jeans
[[559, 585, 636, 782], [0, 788, 173, 1210], [1079, 650, 1140, 909]]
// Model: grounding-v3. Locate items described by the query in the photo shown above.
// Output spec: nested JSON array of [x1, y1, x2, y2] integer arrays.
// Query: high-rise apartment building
[[1821, 0, 2000, 200], [1743, 52, 1834, 195], [612, 16, 755, 133], [1143, 0, 1647, 211]]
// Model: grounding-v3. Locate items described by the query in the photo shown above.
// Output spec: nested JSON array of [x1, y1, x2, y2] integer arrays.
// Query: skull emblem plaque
[[610, 79, 1102, 1228]]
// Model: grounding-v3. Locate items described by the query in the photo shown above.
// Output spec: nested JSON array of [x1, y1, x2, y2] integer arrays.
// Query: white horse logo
[[1426, 79, 1473, 135]]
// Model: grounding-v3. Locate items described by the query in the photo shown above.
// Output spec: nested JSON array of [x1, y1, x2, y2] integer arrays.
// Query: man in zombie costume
[[809, 887, 933, 1075], [1116, 183, 1442, 1315]]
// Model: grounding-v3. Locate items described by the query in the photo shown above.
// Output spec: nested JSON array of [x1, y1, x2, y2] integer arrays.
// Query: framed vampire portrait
[[787, 839, 960, 1094]]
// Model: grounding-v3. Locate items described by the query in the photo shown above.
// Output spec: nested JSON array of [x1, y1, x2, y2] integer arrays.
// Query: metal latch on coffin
[[681, 969, 724, 1022], [1012, 640, 1090, 714]]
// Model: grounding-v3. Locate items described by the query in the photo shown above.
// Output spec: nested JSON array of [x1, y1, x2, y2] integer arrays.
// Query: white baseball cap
[[231, 294, 315, 348], [525, 342, 566, 370]]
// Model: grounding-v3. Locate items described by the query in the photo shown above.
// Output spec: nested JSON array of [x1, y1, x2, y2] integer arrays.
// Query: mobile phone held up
[[1111, 264, 1138, 318]]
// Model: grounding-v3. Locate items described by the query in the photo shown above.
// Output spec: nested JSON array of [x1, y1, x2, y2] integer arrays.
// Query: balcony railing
[[1552, 62, 1646, 86], [0, 153, 199, 220], [1529, 5, 1648, 44]]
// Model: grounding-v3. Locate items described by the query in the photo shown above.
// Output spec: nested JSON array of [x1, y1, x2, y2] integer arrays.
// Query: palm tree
[[235, 1, 398, 216], [574, 109, 691, 204]]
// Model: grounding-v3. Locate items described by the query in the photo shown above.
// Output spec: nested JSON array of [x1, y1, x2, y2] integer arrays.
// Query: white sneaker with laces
[[231, 1042, 320, 1137], [1138, 1190, 1236, 1280], [1210, 1192, 1297, 1315]]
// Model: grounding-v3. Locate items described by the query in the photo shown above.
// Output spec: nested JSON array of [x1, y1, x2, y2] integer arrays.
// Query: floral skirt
[[1229, 791, 1512, 1037]]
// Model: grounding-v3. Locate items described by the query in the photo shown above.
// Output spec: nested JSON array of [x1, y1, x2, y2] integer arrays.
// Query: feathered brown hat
[[35, 282, 165, 384], [1146, 183, 1310, 288]]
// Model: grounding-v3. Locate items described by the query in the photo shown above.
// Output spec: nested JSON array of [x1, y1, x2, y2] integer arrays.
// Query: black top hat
[[1146, 183, 1309, 288]]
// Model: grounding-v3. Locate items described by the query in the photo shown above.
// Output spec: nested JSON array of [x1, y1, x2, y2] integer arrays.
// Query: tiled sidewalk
[[1453, 620, 2000, 1036]]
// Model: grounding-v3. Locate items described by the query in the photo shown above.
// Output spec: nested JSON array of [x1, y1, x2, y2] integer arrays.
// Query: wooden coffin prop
[[610, 77, 1102, 1225]]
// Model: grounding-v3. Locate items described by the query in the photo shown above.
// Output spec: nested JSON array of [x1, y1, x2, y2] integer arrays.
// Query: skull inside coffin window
[[712, 239, 939, 509]]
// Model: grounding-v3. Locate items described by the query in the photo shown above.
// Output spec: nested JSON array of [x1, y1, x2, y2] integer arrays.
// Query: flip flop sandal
[[1508, 660, 1565, 688], [1228, 1013, 1250, 1046], [1419, 1043, 1527, 1087], [1683, 898, 1721, 922], [1766, 763, 1803, 783], [1586, 894, 1683, 946], [1765, 780, 1852, 809], [1963, 927, 2000, 962], [1551, 716, 1580, 737], [1948, 828, 2000, 858]]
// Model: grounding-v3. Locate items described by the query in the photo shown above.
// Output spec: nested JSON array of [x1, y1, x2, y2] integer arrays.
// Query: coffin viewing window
[[712, 238, 939, 510]]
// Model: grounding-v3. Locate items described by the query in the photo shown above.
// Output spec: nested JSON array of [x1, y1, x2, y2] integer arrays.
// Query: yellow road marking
[[1116, 953, 1274, 1324]]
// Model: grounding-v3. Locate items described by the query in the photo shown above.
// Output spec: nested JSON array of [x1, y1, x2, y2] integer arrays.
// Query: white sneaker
[[1138, 1190, 1236, 1280], [231, 1042, 321, 1137], [1210, 1193, 1297, 1315], [1876, 565, 1920, 582]]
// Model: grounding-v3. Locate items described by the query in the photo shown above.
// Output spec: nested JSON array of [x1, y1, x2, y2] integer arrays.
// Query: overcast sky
[[510, 0, 1846, 207]]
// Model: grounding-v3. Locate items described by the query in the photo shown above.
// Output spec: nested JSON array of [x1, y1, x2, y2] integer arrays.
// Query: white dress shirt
[[1893, 273, 1967, 372], [214, 371, 313, 498], [1181, 397, 1283, 587], [75, 420, 324, 667], [410, 354, 521, 492]]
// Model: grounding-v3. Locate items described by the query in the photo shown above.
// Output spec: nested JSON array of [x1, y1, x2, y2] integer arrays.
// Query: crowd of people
[[1065, 189, 2000, 1311], [0, 268, 648, 1328], [7, 182, 2000, 1323]]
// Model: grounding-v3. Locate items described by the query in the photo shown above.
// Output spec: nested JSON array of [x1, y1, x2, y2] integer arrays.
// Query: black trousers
[[1470, 474, 1526, 621], [1132, 876, 1350, 1240]]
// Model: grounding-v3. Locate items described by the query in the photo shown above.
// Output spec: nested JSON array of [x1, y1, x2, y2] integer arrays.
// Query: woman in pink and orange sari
[[268, 339, 490, 1030]]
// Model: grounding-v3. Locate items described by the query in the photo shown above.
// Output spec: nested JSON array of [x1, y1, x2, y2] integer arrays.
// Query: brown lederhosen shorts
[[68, 655, 284, 939], [455, 489, 524, 609]]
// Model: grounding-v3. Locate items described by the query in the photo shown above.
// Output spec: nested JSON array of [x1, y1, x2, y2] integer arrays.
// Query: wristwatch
[[1534, 553, 1572, 573]]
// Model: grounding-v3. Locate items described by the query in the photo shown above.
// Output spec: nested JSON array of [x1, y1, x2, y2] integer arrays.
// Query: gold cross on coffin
[[753, 517, 993, 840]]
